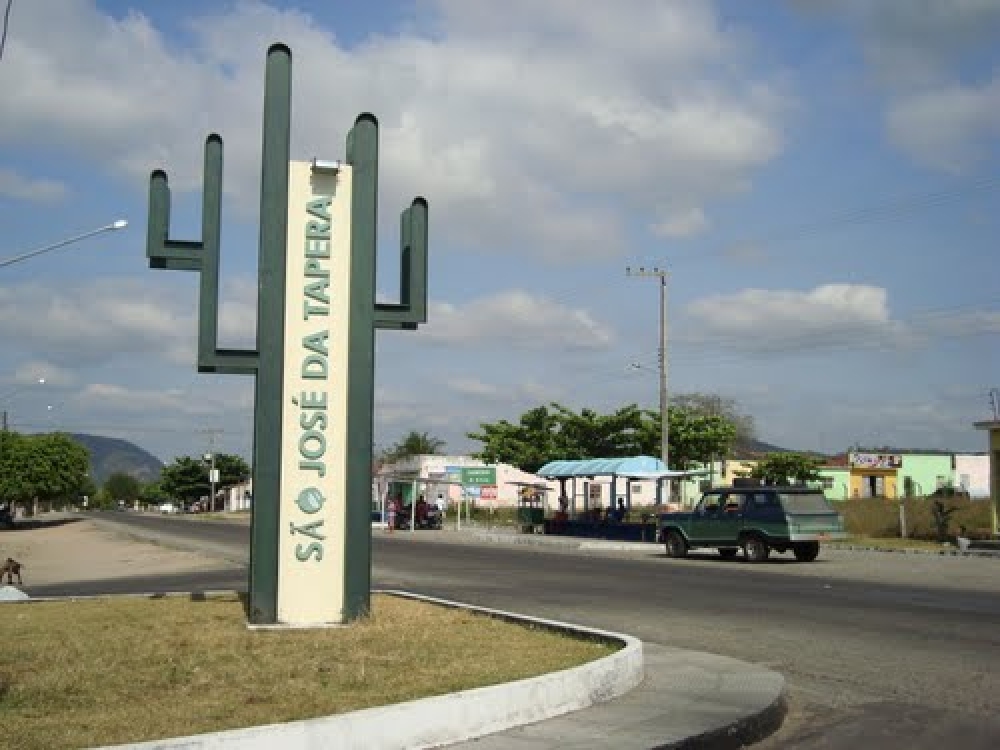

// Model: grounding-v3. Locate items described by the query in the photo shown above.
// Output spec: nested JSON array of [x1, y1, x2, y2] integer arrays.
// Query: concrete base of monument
[[97, 591, 644, 750], [246, 621, 349, 630]]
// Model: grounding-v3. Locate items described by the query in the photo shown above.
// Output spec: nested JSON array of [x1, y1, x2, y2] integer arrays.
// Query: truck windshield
[[778, 493, 834, 513]]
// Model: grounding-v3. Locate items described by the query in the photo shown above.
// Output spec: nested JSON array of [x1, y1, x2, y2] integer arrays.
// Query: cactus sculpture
[[146, 43, 428, 625]]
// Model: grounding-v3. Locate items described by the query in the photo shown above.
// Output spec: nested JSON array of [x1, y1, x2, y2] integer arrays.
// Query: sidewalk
[[445, 643, 785, 750]]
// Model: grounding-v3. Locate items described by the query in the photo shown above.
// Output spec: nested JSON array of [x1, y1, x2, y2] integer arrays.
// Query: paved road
[[29, 514, 1000, 748]]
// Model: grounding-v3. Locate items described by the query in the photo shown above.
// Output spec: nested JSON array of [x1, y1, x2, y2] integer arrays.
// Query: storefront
[[848, 452, 901, 498]]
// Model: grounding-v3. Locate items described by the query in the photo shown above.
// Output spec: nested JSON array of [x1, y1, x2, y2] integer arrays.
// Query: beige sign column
[[277, 160, 354, 625]]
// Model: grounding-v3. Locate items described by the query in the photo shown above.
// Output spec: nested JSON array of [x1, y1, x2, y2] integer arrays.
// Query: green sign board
[[461, 467, 496, 486]]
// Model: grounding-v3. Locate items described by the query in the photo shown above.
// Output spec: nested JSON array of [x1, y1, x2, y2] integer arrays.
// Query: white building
[[954, 453, 990, 497]]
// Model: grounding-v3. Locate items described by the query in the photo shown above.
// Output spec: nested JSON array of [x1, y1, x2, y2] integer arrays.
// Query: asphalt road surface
[[28, 514, 1000, 749]]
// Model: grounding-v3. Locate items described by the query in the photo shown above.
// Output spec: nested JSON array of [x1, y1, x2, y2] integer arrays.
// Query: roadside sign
[[461, 467, 496, 486]]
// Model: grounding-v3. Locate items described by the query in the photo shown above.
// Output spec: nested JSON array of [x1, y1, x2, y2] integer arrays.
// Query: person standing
[[387, 496, 398, 534]]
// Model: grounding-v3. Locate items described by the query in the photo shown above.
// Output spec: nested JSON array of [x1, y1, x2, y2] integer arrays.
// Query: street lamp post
[[0, 219, 128, 269]]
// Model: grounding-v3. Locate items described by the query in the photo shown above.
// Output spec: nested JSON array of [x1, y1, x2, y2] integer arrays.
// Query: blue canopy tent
[[536, 455, 705, 513]]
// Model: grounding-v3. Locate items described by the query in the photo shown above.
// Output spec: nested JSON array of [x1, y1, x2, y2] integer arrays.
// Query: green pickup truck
[[657, 485, 846, 562]]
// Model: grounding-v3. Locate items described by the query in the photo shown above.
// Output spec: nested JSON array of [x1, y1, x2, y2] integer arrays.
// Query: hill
[[732, 436, 790, 457], [69, 433, 164, 485]]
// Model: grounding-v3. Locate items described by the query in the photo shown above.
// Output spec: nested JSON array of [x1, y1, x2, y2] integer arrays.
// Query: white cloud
[[0, 273, 263, 372], [651, 207, 709, 238], [796, 0, 1000, 172], [0, 168, 68, 203], [421, 290, 615, 350], [886, 78, 1000, 172], [0, 278, 190, 366], [445, 377, 500, 398], [0, 0, 788, 261], [683, 283, 905, 351]]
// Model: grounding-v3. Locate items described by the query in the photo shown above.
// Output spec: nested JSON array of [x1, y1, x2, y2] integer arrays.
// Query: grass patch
[[0, 594, 615, 750]]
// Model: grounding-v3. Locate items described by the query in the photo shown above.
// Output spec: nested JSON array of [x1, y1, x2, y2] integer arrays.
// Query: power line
[[0, 0, 12, 62]]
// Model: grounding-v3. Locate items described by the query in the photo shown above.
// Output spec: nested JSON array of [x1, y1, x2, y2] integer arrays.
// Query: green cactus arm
[[146, 135, 259, 374]]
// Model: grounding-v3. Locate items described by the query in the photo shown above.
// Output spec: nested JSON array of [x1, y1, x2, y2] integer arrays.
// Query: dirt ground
[[0, 514, 235, 587]]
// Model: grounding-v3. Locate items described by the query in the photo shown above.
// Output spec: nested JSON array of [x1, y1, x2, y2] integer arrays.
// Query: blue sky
[[1, 0, 998, 464]]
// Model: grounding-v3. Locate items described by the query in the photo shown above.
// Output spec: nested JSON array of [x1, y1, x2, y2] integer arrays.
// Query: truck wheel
[[743, 536, 770, 562], [718, 548, 739, 559], [664, 530, 688, 558], [793, 541, 820, 562]]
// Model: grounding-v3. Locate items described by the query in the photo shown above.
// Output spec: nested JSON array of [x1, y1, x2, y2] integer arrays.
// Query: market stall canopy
[[536, 456, 707, 480]]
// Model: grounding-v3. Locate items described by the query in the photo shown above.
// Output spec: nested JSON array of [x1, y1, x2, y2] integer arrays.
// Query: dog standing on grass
[[1, 557, 23, 585]]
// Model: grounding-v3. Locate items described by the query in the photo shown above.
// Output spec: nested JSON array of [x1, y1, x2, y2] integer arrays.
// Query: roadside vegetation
[[0, 594, 616, 750], [831, 495, 992, 543]]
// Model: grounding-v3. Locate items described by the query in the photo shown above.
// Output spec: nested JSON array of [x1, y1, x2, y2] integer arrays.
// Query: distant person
[[611, 498, 626, 522], [387, 497, 398, 533], [435, 493, 446, 520]]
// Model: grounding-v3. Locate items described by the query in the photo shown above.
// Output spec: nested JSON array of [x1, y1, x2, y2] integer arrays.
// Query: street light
[[0, 219, 128, 269]]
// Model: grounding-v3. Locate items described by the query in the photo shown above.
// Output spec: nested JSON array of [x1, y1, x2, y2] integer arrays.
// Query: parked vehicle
[[657, 485, 846, 562], [158, 502, 179, 515], [0, 505, 14, 530], [394, 504, 443, 530]]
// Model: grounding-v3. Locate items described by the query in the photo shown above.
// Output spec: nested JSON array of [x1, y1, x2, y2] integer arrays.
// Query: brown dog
[[1, 557, 23, 585]]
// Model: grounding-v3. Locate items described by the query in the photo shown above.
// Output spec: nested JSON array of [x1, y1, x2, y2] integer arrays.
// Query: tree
[[672, 393, 756, 446], [467, 406, 565, 474], [468, 402, 738, 474], [384, 430, 446, 463], [662, 408, 738, 470], [750, 453, 824, 485], [214, 453, 250, 486], [139, 480, 169, 508], [158, 453, 249, 508], [159, 456, 211, 506], [104, 472, 142, 506], [0, 431, 90, 513]]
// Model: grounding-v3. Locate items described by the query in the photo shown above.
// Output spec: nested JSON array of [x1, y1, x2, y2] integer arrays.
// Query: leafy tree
[[158, 453, 249, 508], [749, 453, 824, 485], [384, 430, 446, 462], [468, 402, 737, 474], [467, 406, 565, 473], [213, 453, 250, 485], [662, 408, 737, 470], [672, 393, 756, 445], [139, 479, 169, 508], [159, 456, 211, 505], [0, 431, 90, 513], [104, 472, 142, 506]]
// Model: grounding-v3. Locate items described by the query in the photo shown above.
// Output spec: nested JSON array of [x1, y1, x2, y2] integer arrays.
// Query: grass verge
[[0, 593, 616, 750], [828, 536, 958, 552]]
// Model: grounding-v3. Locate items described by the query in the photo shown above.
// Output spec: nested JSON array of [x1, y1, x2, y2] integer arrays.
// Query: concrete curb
[[464, 530, 1000, 558], [93, 590, 643, 750]]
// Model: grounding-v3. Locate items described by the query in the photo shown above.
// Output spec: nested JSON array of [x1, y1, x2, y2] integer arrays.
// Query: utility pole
[[201, 428, 223, 512], [626, 266, 669, 503]]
